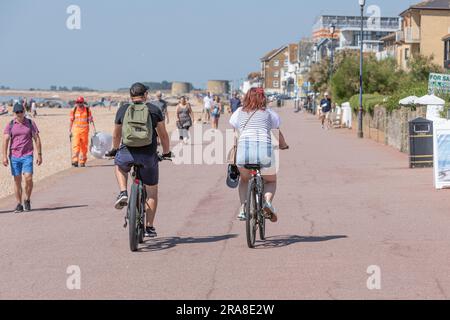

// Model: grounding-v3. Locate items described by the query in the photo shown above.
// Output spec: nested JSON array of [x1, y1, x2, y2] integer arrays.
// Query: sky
[[0, 0, 417, 91]]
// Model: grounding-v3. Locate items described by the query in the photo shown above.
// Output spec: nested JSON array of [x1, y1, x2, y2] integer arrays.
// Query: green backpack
[[122, 103, 153, 147]]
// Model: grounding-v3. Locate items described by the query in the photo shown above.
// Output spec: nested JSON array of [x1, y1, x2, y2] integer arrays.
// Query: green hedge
[[348, 94, 387, 113]]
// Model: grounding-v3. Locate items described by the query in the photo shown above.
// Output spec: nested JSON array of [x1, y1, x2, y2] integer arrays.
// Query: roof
[[261, 45, 287, 62], [400, 0, 450, 16]]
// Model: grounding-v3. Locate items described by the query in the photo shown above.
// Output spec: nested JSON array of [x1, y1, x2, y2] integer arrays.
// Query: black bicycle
[[244, 164, 267, 249], [125, 153, 172, 252]]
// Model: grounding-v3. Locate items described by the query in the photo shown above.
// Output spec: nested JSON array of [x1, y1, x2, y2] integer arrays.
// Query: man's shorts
[[11, 155, 34, 177], [114, 146, 159, 186], [321, 111, 330, 120]]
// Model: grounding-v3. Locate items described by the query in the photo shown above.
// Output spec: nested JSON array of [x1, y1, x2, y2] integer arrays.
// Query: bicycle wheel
[[258, 179, 266, 241], [246, 180, 257, 249], [128, 182, 139, 252], [258, 198, 266, 241], [137, 184, 145, 244]]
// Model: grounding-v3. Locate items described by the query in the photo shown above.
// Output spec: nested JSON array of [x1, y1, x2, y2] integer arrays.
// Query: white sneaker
[[237, 204, 246, 221]]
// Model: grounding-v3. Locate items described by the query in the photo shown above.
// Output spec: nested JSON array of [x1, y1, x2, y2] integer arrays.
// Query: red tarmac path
[[1, 107, 450, 300]]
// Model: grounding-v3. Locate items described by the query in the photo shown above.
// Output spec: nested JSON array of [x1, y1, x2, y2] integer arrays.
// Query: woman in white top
[[229, 87, 289, 223]]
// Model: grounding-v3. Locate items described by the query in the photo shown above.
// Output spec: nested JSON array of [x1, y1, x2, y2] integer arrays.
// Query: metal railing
[[396, 27, 421, 43], [314, 16, 400, 31]]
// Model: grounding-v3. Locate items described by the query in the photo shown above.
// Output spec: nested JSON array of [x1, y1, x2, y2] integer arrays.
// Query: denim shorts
[[11, 155, 34, 177], [114, 146, 159, 186], [236, 140, 273, 168]]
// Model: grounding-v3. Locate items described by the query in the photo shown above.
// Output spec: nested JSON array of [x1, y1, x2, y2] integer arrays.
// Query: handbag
[[227, 110, 258, 165]]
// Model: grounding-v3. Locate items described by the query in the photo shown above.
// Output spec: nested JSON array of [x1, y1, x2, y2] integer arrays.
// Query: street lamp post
[[329, 24, 336, 83], [358, 0, 365, 139]]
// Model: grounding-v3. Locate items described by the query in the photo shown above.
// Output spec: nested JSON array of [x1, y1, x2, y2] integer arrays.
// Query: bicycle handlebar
[[157, 152, 174, 162]]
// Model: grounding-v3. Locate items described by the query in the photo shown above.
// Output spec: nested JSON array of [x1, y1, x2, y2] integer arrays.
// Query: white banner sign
[[434, 121, 450, 189]]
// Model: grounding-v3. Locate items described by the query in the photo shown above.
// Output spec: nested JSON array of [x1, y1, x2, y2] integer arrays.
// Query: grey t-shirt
[[151, 99, 168, 120]]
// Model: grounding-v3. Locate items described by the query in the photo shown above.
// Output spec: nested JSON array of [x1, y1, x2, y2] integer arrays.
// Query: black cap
[[130, 83, 149, 97], [226, 164, 240, 189], [13, 103, 24, 113]]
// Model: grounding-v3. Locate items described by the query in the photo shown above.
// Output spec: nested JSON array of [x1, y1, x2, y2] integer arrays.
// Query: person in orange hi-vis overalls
[[69, 97, 95, 168]]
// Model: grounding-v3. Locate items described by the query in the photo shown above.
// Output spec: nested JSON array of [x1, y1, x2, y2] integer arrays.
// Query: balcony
[[376, 50, 396, 61], [396, 27, 421, 43], [338, 40, 382, 53]]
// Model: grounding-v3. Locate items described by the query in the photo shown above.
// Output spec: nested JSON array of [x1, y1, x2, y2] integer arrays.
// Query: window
[[445, 39, 450, 69], [405, 48, 410, 61], [273, 71, 279, 78], [284, 59, 289, 67], [273, 81, 279, 88], [273, 60, 279, 67], [445, 40, 450, 60]]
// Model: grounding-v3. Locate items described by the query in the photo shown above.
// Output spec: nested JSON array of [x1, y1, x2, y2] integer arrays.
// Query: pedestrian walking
[[320, 92, 332, 130], [69, 97, 95, 167], [176, 96, 194, 144], [31, 100, 37, 118], [152, 91, 170, 125], [203, 92, 213, 124], [230, 92, 242, 114], [211, 96, 222, 130], [2, 103, 42, 213]]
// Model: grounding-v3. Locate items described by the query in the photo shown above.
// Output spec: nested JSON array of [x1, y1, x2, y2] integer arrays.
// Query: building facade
[[261, 44, 298, 94], [396, 0, 450, 70], [312, 14, 400, 62]]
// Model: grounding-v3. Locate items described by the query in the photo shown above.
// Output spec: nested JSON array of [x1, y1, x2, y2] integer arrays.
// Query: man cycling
[[107, 83, 171, 238]]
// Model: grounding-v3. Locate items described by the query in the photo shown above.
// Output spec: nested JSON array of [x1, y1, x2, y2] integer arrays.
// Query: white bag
[[90, 132, 113, 159]]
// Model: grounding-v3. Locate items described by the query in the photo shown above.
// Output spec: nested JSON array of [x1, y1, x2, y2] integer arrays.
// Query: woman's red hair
[[242, 87, 267, 112]]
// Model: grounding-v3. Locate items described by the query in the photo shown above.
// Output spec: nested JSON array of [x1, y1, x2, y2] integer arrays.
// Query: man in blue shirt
[[319, 92, 332, 130], [229, 92, 242, 113]]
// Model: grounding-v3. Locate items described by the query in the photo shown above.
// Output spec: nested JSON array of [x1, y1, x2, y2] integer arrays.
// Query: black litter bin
[[409, 117, 434, 168]]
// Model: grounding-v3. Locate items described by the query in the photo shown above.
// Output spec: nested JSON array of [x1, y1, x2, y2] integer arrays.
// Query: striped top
[[229, 107, 281, 144]]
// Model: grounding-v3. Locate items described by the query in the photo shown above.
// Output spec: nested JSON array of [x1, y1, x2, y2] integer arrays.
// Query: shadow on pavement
[[87, 164, 115, 168], [0, 205, 88, 215], [140, 234, 239, 252], [255, 235, 348, 249], [32, 205, 89, 212]]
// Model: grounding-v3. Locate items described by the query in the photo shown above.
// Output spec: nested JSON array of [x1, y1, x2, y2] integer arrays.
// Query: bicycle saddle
[[244, 164, 262, 170]]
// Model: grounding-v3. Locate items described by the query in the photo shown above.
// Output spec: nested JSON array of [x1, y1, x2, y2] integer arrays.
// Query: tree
[[307, 57, 330, 94], [408, 54, 444, 82]]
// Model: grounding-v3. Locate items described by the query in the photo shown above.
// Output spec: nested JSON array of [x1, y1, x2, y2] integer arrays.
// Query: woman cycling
[[229, 87, 289, 222]]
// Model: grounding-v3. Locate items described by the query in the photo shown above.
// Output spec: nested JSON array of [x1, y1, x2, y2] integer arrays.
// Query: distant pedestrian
[[320, 92, 332, 130], [176, 96, 194, 144], [152, 91, 170, 124], [31, 100, 37, 118], [0, 103, 7, 115], [69, 97, 95, 167], [2, 103, 43, 213], [230, 92, 242, 114], [203, 92, 213, 124], [211, 96, 222, 130]]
